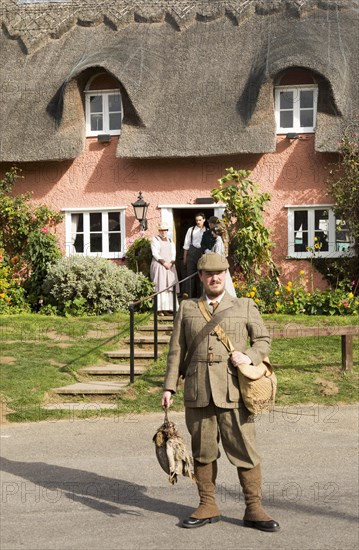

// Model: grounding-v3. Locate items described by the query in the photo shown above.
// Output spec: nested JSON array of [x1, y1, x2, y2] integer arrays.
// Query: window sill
[[286, 253, 356, 260]]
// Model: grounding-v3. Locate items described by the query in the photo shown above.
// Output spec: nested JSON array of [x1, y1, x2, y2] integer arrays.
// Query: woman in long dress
[[205, 224, 236, 297], [150, 222, 179, 315]]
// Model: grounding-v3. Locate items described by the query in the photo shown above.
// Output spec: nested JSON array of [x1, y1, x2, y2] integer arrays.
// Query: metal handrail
[[128, 271, 197, 383]]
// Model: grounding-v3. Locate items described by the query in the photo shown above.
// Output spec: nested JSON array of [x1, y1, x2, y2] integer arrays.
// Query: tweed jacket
[[164, 292, 271, 409]]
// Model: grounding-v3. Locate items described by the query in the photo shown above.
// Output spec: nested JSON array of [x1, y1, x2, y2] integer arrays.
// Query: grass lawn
[[0, 313, 358, 422]]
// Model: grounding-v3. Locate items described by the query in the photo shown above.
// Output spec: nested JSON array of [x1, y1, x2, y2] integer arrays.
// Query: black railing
[[128, 272, 197, 383]]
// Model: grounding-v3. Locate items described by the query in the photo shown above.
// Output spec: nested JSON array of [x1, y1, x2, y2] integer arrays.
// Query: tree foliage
[[325, 128, 359, 283], [0, 166, 63, 304], [327, 129, 359, 246], [211, 168, 278, 279]]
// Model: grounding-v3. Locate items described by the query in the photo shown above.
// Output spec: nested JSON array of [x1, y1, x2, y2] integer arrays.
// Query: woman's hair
[[214, 224, 229, 256], [214, 224, 225, 237]]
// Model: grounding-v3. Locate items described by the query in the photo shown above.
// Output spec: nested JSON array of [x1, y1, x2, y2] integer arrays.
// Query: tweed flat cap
[[197, 253, 229, 271]]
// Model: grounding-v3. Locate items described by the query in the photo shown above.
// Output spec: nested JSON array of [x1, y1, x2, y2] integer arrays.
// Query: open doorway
[[172, 207, 214, 283]]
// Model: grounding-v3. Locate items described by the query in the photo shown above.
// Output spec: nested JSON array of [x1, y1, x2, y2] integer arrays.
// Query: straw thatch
[[0, 0, 358, 162]]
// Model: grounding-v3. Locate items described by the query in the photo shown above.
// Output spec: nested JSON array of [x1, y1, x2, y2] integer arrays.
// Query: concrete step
[[104, 349, 156, 359], [52, 382, 127, 395], [80, 364, 147, 375]]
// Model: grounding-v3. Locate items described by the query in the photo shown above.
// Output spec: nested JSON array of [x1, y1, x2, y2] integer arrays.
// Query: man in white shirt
[[182, 212, 207, 298]]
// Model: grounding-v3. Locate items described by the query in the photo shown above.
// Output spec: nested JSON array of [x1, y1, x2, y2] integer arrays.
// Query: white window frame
[[275, 85, 318, 134], [63, 208, 126, 259], [286, 205, 355, 259], [85, 89, 123, 136]]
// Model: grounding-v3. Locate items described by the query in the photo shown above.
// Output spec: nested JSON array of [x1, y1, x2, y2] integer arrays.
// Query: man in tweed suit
[[162, 253, 280, 531]]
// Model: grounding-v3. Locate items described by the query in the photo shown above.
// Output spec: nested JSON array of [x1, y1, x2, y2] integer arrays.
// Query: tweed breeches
[[185, 399, 261, 468]]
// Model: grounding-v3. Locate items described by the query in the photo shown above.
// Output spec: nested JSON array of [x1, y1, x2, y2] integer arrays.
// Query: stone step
[[151, 315, 175, 321], [43, 403, 119, 411], [52, 382, 127, 395], [104, 349, 156, 359], [137, 324, 173, 332], [123, 336, 171, 345], [80, 364, 147, 375]]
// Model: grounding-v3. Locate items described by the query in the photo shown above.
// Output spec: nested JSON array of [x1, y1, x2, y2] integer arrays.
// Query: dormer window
[[85, 73, 123, 137], [275, 86, 318, 133], [274, 69, 318, 134]]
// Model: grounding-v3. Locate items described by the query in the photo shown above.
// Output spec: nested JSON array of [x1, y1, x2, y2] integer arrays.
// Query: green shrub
[[24, 229, 62, 305], [42, 256, 154, 315], [126, 237, 152, 278]]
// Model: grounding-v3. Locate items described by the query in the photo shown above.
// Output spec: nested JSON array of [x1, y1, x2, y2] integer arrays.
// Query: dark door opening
[[172, 208, 214, 283]]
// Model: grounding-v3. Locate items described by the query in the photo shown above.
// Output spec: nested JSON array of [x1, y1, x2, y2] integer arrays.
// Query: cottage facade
[[1, 0, 358, 287]]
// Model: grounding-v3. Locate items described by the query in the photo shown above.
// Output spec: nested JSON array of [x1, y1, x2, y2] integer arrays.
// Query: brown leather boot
[[237, 464, 280, 532], [182, 460, 221, 528]]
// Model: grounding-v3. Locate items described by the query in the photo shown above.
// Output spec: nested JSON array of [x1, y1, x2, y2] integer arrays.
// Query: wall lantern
[[131, 191, 149, 231]]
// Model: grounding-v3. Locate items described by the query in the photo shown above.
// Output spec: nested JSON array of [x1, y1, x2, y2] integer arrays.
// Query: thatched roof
[[1, 0, 358, 162]]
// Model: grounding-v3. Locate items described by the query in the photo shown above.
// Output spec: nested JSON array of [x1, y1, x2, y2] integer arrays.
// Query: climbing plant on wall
[[211, 167, 278, 280]]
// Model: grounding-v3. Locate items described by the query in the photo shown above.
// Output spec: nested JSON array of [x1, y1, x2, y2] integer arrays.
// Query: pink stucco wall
[[10, 134, 335, 290]]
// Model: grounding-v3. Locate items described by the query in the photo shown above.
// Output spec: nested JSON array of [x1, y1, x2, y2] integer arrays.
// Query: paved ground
[[1, 405, 358, 550]]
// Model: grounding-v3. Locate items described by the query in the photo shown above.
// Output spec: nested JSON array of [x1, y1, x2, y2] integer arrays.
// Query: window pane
[[294, 211, 308, 231], [91, 114, 103, 132], [90, 95, 103, 113], [71, 213, 83, 233], [294, 211, 308, 252], [109, 94, 121, 112], [300, 110, 314, 128], [336, 219, 351, 252], [109, 113, 121, 131], [71, 214, 83, 253], [90, 234, 102, 253], [294, 232, 308, 252], [315, 209, 329, 230], [314, 210, 329, 252], [73, 234, 84, 253], [280, 91, 293, 109], [300, 90, 314, 109], [314, 231, 329, 251], [280, 111, 293, 128], [76, 213, 83, 232], [108, 212, 121, 232], [90, 213, 102, 232], [109, 233, 121, 253]]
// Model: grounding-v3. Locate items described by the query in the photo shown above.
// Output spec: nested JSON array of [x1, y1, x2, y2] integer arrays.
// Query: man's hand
[[161, 390, 173, 409], [230, 351, 252, 367]]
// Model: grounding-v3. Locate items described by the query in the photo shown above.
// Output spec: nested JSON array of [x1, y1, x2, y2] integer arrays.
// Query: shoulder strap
[[190, 226, 195, 245], [179, 304, 234, 378], [198, 300, 235, 354], [197, 300, 211, 321]]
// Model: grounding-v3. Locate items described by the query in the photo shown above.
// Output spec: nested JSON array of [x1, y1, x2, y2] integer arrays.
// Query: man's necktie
[[209, 301, 219, 314]]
